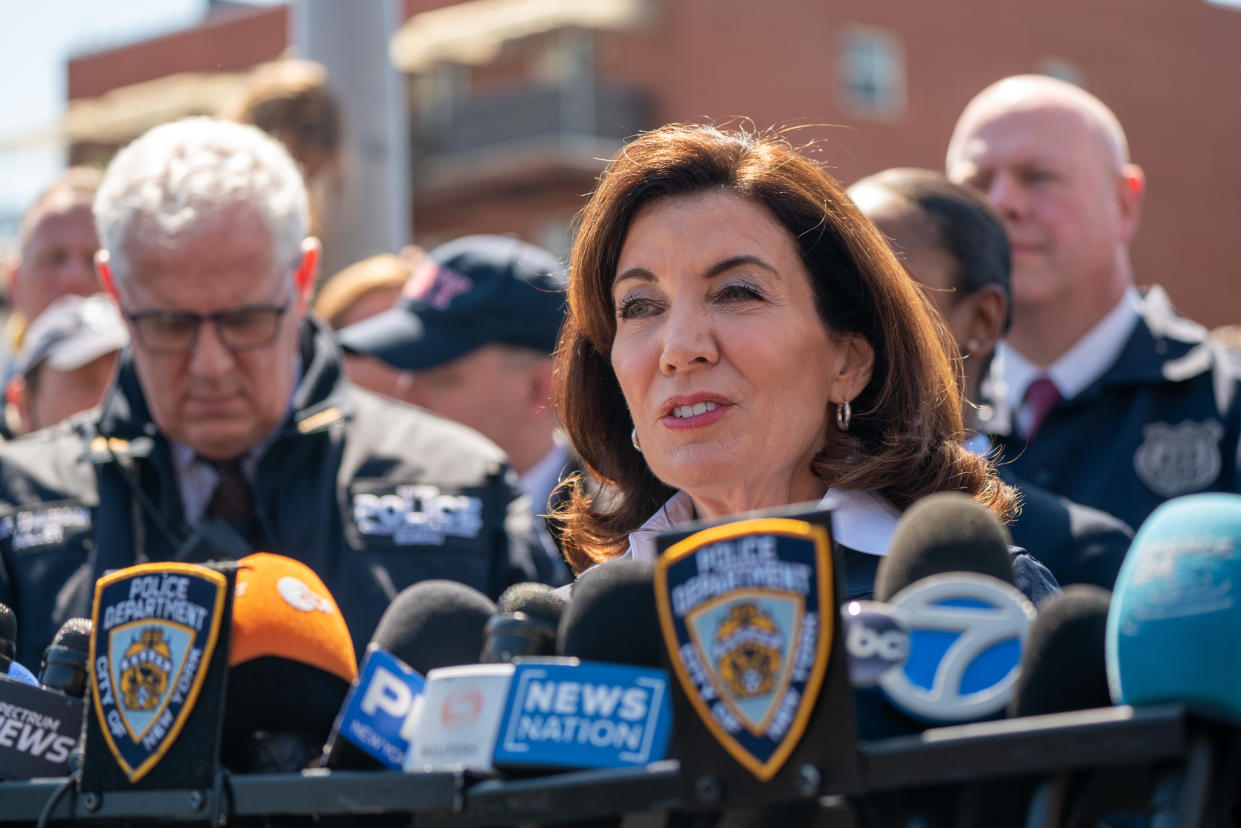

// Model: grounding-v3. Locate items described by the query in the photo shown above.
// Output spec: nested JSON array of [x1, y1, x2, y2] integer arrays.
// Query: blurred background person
[[341, 235, 573, 583], [553, 124, 1056, 602], [0, 118, 540, 663], [219, 58, 345, 284], [849, 167, 1132, 588], [314, 250, 413, 398], [314, 251, 411, 331], [5, 293, 127, 436], [5, 167, 103, 357], [946, 75, 1241, 528]]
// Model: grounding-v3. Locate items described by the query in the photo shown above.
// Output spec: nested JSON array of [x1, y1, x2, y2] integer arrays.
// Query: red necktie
[[1023, 376, 1062, 441], [205, 459, 254, 524]]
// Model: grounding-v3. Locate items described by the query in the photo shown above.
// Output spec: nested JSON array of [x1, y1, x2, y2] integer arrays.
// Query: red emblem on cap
[[404, 261, 474, 310]]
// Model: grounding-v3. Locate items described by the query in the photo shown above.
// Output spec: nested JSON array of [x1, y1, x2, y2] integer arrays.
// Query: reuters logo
[[441, 686, 484, 728]]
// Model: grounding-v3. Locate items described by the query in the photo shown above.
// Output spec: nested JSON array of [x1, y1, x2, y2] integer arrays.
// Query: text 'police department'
[[100, 574, 208, 633], [671, 535, 812, 617]]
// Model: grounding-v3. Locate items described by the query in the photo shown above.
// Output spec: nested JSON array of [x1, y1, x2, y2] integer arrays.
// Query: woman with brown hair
[[554, 123, 1055, 599]]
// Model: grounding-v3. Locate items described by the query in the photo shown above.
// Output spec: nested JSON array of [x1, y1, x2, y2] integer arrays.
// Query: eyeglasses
[[123, 300, 292, 354]]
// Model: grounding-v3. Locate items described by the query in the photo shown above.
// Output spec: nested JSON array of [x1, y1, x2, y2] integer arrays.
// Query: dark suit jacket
[[1000, 468, 1133, 590]]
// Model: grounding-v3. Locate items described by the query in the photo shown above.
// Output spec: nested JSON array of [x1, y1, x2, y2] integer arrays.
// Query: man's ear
[[6, 376, 29, 436], [527, 358, 556, 415], [1116, 163, 1145, 244], [830, 333, 875, 405], [294, 238, 321, 313], [96, 250, 120, 305]]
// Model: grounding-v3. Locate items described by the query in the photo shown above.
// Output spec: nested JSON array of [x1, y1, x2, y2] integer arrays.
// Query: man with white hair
[[946, 75, 1241, 529], [0, 118, 541, 662]]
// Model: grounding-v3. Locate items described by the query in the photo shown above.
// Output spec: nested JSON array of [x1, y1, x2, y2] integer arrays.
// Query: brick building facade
[[65, 0, 1241, 325]]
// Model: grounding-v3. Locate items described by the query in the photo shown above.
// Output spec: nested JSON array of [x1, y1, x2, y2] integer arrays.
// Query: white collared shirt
[[996, 287, 1141, 436], [519, 440, 572, 572], [518, 439, 569, 520], [622, 487, 903, 565], [170, 442, 264, 525]]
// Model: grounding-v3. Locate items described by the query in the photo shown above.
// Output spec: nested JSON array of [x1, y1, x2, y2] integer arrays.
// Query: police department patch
[[655, 518, 832, 781], [1134, 419, 1224, 497], [89, 563, 227, 782]]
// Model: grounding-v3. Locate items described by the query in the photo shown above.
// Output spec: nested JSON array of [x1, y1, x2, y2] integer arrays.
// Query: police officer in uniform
[[0, 118, 541, 663], [946, 75, 1241, 529], [850, 167, 1133, 588], [340, 235, 579, 585]]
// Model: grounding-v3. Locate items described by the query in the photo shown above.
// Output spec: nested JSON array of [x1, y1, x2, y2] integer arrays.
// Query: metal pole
[[292, 0, 411, 278]]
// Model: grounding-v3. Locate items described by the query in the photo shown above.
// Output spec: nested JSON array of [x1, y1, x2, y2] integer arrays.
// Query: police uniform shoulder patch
[[654, 518, 832, 781], [1134, 419, 1224, 497], [89, 562, 227, 782]]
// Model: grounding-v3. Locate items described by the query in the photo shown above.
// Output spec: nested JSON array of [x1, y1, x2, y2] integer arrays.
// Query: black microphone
[[0, 602, 15, 675], [874, 491, 1015, 602], [869, 493, 1034, 726], [558, 559, 663, 668], [39, 618, 91, 698], [372, 580, 498, 676], [324, 580, 497, 770], [1009, 585, 1112, 718], [480, 559, 672, 775], [479, 582, 567, 663]]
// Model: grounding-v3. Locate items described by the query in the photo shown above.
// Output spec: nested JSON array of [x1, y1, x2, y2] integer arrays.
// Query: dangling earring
[[836, 399, 852, 431], [631, 427, 642, 452]]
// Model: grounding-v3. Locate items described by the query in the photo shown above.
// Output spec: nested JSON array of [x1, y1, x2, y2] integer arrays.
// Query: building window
[[836, 27, 906, 120]]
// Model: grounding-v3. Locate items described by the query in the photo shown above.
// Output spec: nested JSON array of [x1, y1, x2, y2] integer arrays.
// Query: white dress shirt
[[995, 287, 1141, 436], [520, 440, 572, 573], [519, 440, 570, 521], [622, 487, 903, 565]]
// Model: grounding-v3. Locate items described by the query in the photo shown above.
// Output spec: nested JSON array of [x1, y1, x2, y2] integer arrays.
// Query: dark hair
[[553, 125, 1016, 572], [851, 167, 1013, 333]]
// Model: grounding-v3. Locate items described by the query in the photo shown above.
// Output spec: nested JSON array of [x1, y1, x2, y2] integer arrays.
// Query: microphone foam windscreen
[[229, 553, 357, 683], [370, 580, 497, 675], [1107, 493, 1241, 723], [557, 559, 662, 668], [1009, 585, 1112, 717], [876, 492, 1014, 602], [497, 582, 568, 625], [223, 553, 359, 766], [49, 618, 92, 653]]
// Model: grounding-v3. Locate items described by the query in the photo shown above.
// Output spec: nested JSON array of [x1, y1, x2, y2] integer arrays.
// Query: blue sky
[[0, 0, 281, 235]]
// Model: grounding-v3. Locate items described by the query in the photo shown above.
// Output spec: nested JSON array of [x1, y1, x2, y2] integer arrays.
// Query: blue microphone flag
[[332, 646, 427, 769], [493, 660, 672, 770]]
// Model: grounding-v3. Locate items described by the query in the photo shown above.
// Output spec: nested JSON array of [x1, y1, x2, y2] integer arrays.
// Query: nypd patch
[[655, 518, 833, 781], [1134, 419, 1224, 497], [89, 563, 227, 782]]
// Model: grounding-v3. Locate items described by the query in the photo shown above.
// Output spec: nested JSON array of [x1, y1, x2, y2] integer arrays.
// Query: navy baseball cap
[[338, 235, 567, 371]]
